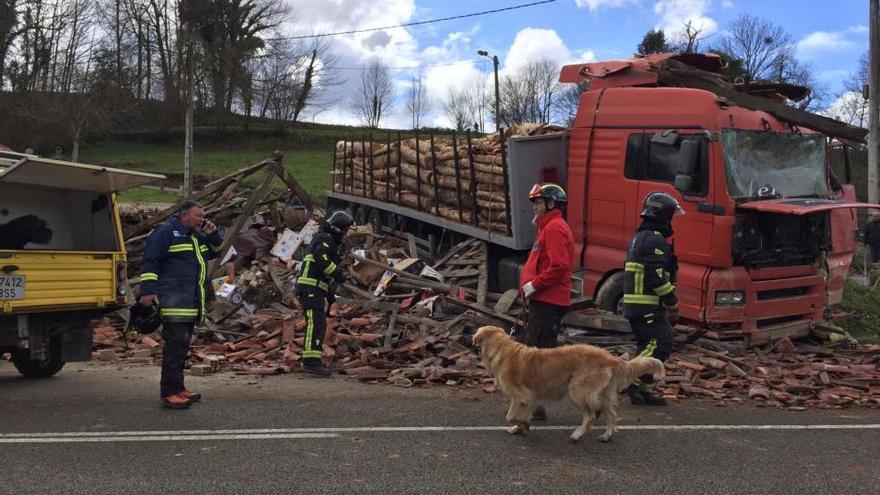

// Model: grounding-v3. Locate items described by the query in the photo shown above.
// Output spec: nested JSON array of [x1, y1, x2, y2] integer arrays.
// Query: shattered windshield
[[722, 129, 827, 200]]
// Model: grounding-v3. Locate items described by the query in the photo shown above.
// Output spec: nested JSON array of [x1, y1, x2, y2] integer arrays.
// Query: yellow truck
[[0, 150, 165, 377]]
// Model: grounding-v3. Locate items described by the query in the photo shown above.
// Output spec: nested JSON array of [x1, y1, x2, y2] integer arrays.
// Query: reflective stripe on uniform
[[323, 262, 337, 275], [210, 244, 223, 253], [655, 282, 675, 296], [191, 235, 207, 321], [140, 272, 159, 282], [168, 244, 194, 253], [623, 294, 660, 305], [297, 277, 329, 292], [625, 262, 645, 297], [161, 308, 199, 317], [302, 309, 322, 359]]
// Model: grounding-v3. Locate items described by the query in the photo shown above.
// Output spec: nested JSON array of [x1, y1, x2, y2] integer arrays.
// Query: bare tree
[[352, 60, 393, 129], [442, 86, 470, 131], [559, 84, 582, 126], [669, 20, 706, 54], [406, 69, 430, 130], [463, 72, 489, 132], [712, 14, 799, 83], [499, 59, 563, 126], [826, 52, 869, 127]]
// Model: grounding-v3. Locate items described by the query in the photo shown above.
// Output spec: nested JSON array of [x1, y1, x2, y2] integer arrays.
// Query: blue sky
[[287, 0, 870, 127]]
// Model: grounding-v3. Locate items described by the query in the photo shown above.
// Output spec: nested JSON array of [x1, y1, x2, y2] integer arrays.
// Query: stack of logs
[[332, 125, 565, 235]]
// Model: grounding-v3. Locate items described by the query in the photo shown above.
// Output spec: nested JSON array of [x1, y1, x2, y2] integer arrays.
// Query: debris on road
[[91, 150, 878, 408]]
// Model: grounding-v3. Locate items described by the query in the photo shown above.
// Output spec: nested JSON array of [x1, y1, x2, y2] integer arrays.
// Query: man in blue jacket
[[140, 200, 224, 409]]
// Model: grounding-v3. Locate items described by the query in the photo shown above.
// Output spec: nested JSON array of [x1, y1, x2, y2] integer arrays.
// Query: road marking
[[0, 433, 337, 444], [0, 424, 878, 443]]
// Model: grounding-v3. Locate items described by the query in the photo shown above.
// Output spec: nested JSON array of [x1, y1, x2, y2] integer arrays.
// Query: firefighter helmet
[[641, 191, 684, 223], [528, 183, 567, 204], [326, 210, 354, 234], [129, 301, 162, 334]]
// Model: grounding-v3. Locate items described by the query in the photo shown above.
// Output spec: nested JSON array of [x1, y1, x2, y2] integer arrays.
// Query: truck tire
[[11, 340, 65, 378], [595, 271, 625, 315]]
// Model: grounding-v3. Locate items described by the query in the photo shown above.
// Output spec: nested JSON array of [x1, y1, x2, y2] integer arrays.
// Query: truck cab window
[[624, 132, 708, 196]]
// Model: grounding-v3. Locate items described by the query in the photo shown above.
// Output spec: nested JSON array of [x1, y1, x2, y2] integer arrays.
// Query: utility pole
[[478, 50, 501, 132], [870, 0, 880, 204], [183, 34, 194, 198]]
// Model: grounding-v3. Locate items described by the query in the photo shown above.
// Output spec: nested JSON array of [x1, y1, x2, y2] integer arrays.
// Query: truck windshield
[[722, 129, 827, 200]]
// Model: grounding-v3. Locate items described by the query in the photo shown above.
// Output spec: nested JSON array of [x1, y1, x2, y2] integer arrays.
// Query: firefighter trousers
[[160, 321, 194, 397], [626, 312, 673, 384], [299, 291, 328, 364]]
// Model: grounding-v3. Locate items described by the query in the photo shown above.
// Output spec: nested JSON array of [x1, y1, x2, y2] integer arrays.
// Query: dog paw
[[597, 432, 613, 443], [569, 433, 582, 443], [507, 425, 525, 435]]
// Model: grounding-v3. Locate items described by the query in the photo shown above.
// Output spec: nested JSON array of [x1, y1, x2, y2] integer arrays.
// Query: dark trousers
[[871, 245, 880, 264], [299, 292, 327, 364], [525, 300, 568, 349], [160, 321, 194, 397], [626, 312, 673, 384]]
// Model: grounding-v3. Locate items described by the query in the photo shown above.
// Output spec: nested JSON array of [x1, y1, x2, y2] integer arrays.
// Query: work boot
[[160, 394, 192, 409], [302, 361, 332, 377], [626, 385, 646, 406], [179, 390, 201, 402], [532, 406, 547, 421]]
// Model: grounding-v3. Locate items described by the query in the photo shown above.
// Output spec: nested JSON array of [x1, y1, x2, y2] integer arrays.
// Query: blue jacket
[[139, 216, 224, 322]]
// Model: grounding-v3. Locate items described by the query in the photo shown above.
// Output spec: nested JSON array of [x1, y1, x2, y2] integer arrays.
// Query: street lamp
[[478, 50, 501, 133]]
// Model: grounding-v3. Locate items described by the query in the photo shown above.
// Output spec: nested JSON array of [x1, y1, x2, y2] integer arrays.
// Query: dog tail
[[612, 357, 665, 389]]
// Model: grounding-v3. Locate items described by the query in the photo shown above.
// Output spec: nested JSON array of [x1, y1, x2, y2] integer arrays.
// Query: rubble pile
[[659, 338, 880, 409], [333, 124, 566, 235], [90, 151, 878, 407]]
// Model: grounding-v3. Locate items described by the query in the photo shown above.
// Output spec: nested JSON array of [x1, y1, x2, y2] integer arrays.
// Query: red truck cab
[[565, 68, 872, 344]]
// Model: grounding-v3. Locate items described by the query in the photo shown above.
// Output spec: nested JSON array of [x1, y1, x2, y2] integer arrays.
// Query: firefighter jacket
[[139, 216, 224, 322], [519, 208, 574, 307], [622, 220, 678, 318], [295, 231, 346, 299]]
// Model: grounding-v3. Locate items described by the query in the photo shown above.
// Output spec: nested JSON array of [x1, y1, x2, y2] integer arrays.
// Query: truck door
[[632, 130, 714, 321]]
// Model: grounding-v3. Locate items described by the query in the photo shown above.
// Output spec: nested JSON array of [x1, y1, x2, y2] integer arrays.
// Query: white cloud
[[653, 0, 717, 36], [822, 91, 868, 127], [848, 25, 869, 34], [579, 50, 597, 62], [797, 31, 856, 58], [574, 0, 640, 10], [502, 28, 572, 75], [722, 0, 733, 7]]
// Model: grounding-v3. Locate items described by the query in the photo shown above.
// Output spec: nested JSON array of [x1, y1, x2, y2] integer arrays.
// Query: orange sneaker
[[179, 390, 201, 402], [160, 394, 192, 409]]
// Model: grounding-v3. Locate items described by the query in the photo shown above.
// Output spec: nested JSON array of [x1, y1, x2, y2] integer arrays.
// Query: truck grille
[[756, 287, 810, 301]]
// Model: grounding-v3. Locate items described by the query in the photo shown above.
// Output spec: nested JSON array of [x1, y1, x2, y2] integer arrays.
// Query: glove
[[666, 305, 679, 325], [522, 281, 536, 299]]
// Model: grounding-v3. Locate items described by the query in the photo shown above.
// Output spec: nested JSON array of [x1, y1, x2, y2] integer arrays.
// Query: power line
[[267, 0, 558, 41]]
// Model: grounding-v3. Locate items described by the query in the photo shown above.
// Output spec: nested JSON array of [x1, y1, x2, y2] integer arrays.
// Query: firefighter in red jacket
[[519, 183, 574, 418], [520, 183, 574, 346]]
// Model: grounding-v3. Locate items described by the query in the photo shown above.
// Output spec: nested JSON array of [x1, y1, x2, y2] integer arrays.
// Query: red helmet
[[528, 183, 567, 204]]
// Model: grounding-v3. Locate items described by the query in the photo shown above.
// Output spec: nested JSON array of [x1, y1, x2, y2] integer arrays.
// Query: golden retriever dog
[[473, 326, 664, 443]]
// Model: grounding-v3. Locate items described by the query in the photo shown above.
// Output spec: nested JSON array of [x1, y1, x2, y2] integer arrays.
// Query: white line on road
[[0, 433, 338, 444], [0, 424, 878, 444]]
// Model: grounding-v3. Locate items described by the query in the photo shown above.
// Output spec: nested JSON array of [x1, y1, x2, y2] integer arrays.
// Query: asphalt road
[[1, 361, 878, 495]]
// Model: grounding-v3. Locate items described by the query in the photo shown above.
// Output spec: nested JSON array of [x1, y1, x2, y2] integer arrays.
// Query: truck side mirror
[[674, 175, 694, 194]]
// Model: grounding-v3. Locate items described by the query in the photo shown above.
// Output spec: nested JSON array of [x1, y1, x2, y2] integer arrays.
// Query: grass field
[[78, 141, 335, 204]]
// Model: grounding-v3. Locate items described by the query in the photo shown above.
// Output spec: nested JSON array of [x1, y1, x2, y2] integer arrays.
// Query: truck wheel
[[595, 272, 625, 315], [11, 340, 65, 378]]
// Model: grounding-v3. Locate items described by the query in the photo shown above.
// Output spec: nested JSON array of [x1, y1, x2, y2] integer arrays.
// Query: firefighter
[[519, 182, 575, 420], [622, 191, 683, 406], [139, 200, 224, 409], [295, 210, 354, 377]]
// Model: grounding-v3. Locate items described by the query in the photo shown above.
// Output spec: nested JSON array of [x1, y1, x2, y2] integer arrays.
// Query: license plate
[[0, 275, 25, 300]]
